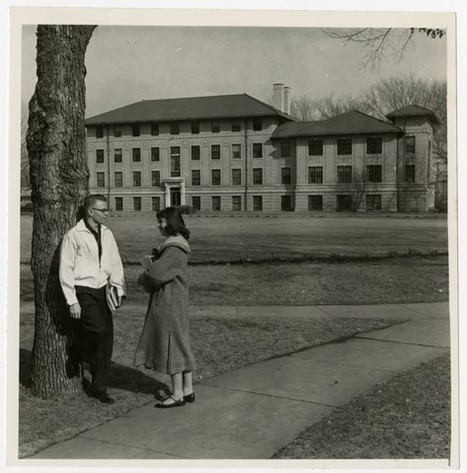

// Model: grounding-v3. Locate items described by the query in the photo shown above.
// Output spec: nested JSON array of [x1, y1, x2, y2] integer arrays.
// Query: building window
[[191, 146, 200, 161], [336, 195, 352, 211], [114, 148, 122, 163], [132, 148, 141, 162], [405, 136, 416, 154], [170, 147, 181, 177], [232, 196, 242, 211], [96, 149, 104, 163], [252, 143, 263, 159], [96, 172, 105, 188], [152, 196, 161, 212], [170, 122, 180, 135], [367, 165, 382, 183], [132, 124, 140, 137], [192, 196, 201, 211], [366, 194, 382, 211], [211, 121, 220, 133], [232, 144, 241, 159], [308, 139, 323, 156], [133, 171, 141, 187], [133, 197, 141, 211], [366, 137, 382, 154], [308, 166, 323, 184], [192, 169, 201, 186], [151, 147, 160, 162], [280, 141, 292, 158], [151, 123, 159, 136], [232, 169, 242, 186], [405, 164, 416, 183], [113, 126, 122, 138], [253, 168, 263, 185], [212, 196, 221, 211], [308, 195, 323, 211], [151, 171, 160, 187], [253, 119, 262, 131], [211, 169, 221, 186], [281, 195, 293, 211], [191, 121, 200, 134], [114, 172, 123, 188], [115, 197, 123, 211], [253, 195, 263, 211], [232, 121, 241, 132], [96, 126, 104, 138], [337, 165, 352, 183], [337, 138, 352, 155], [211, 145, 221, 160], [281, 167, 291, 185]]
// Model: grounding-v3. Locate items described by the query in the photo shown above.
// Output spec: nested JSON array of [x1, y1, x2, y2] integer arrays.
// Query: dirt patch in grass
[[127, 255, 448, 306], [20, 255, 448, 306], [273, 354, 451, 459], [20, 214, 448, 264], [19, 311, 398, 458]]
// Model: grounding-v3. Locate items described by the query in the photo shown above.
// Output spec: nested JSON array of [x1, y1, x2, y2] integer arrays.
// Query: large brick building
[[85, 84, 438, 212]]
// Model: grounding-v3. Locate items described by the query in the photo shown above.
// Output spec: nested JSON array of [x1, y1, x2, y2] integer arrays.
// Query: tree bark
[[26, 25, 96, 398]]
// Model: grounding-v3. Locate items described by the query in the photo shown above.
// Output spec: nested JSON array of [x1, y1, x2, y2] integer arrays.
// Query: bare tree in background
[[346, 168, 368, 212], [324, 28, 445, 70], [26, 24, 96, 398], [290, 94, 320, 121], [315, 94, 373, 120]]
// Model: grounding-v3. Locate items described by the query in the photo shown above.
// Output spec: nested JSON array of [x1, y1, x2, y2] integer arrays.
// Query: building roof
[[85, 93, 294, 125], [385, 105, 439, 124], [272, 110, 403, 138]]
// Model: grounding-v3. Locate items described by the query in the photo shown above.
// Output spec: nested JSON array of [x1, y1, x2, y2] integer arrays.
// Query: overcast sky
[[21, 25, 447, 118]]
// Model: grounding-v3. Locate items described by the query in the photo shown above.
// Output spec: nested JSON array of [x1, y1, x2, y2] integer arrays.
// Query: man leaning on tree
[[59, 194, 125, 404]]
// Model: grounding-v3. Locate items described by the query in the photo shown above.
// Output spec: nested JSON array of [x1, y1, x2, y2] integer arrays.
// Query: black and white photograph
[[3, 3, 463, 469]]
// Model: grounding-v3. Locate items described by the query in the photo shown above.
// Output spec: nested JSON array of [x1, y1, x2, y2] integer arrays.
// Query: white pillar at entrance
[[181, 182, 186, 205], [165, 184, 170, 207]]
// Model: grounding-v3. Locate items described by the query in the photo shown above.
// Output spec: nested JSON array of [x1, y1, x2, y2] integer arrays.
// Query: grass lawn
[[19, 309, 399, 458], [17, 213, 450, 458], [273, 354, 450, 459], [20, 255, 449, 305], [20, 213, 448, 263]]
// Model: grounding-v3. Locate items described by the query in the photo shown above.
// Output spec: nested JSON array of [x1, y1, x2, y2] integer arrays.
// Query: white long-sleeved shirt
[[59, 219, 125, 306]]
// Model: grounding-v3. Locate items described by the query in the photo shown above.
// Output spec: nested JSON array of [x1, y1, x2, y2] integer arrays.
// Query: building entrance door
[[170, 187, 181, 206]]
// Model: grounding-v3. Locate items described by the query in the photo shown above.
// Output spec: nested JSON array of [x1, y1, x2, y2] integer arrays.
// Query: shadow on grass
[[20, 349, 169, 400]]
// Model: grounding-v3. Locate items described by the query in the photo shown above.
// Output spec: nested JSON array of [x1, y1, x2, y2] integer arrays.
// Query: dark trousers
[[72, 285, 113, 394]]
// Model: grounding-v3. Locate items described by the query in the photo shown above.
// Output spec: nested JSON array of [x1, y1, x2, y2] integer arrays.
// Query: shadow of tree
[[20, 349, 32, 388], [20, 348, 169, 400]]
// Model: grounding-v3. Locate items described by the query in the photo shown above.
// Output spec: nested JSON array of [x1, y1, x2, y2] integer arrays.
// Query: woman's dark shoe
[[155, 396, 185, 409], [184, 392, 195, 403]]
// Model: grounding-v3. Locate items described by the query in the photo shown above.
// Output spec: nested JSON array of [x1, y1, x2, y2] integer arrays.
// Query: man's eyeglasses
[[92, 208, 109, 213]]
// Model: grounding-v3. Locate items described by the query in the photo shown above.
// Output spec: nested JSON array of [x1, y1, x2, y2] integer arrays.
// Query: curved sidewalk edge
[[26, 301, 450, 460]]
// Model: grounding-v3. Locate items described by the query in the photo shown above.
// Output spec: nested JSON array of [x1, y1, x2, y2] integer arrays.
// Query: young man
[[59, 194, 125, 404]]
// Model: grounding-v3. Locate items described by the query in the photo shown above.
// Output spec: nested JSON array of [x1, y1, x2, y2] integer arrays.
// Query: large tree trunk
[[26, 25, 96, 398]]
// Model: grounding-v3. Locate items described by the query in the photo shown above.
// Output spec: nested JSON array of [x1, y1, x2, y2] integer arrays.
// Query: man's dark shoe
[[92, 391, 115, 404]]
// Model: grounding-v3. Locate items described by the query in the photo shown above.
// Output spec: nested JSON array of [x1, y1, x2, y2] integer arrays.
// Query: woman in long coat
[[134, 207, 196, 408]]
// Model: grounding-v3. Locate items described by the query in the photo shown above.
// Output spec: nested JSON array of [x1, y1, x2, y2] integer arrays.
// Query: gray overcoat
[[134, 235, 195, 375]]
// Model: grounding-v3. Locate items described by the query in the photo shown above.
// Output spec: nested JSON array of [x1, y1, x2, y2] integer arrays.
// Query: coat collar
[[158, 235, 191, 253], [77, 219, 108, 233]]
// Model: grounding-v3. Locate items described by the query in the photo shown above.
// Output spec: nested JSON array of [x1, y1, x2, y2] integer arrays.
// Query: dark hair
[[157, 206, 190, 240], [84, 194, 107, 211]]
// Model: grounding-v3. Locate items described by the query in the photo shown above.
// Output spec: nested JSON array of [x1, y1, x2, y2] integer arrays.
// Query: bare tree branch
[[323, 27, 444, 70]]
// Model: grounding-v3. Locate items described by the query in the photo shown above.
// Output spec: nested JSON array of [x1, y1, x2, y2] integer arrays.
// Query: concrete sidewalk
[[30, 302, 450, 459]]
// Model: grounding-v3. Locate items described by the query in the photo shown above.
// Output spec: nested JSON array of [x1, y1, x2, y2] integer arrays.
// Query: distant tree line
[[289, 75, 447, 168]]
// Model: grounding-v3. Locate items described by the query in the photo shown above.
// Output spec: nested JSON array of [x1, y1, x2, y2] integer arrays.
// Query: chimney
[[273, 83, 284, 112], [283, 86, 291, 115]]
